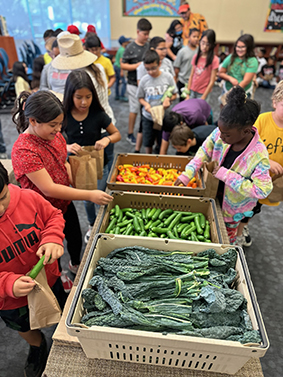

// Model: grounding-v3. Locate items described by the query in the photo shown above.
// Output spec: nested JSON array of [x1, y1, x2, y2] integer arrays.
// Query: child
[[85, 35, 116, 96], [113, 35, 131, 102], [12, 61, 30, 97], [237, 80, 283, 247], [165, 19, 183, 61], [175, 86, 272, 244], [186, 29, 219, 101], [135, 36, 175, 153], [170, 123, 216, 156], [218, 34, 258, 97], [0, 162, 66, 377], [276, 59, 283, 82], [174, 28, 199, 99], [63, 69, 121, 243], [258, 55, 277, 89], [137, 49, 177, 154], [160, 99, 212, 154], [120, 18, 152, 145], [11, 91, 113, 289]]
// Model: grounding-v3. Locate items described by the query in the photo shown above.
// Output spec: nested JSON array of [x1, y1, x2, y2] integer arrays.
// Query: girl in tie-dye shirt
[[175, 86, 272, 244]]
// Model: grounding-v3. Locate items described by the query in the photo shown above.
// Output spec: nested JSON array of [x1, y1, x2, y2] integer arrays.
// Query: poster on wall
[[123, 0, 182, 17], [264, 0, 283, 32]]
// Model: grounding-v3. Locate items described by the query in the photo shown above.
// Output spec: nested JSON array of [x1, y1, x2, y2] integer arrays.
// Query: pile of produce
[[80, 246, 261, 344], [115, 164, 199, 187], [105, 205, 212, 241]]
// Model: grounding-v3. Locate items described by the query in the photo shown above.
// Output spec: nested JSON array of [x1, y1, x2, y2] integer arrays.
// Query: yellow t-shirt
[[94, 55, 115, 96], [15, 76, 31, 97], [255, 111, 283, 206]]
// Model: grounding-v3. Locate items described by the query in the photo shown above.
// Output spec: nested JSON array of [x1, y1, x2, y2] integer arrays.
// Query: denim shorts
[[0, 277, 67, 332]]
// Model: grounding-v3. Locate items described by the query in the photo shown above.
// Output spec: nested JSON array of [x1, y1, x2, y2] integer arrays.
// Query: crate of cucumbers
[[66, 235, 269, 374], [98, 192, 223, 244]]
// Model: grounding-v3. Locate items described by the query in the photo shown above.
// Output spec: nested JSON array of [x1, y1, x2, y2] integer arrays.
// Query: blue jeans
[[0, 120, 7, 153], [114, 65, 126, 98], [84, 165, 109, 226]]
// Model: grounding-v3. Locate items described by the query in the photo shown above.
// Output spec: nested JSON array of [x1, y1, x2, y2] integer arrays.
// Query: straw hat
[[52, 34, 97, 70]]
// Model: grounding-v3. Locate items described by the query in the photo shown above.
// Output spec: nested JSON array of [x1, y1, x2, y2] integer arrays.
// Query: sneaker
[[0, 153, 8, 159], [235, 235, 246, 248], [60, 271, 73, 293], [126, 134, 136, 145], [115, 96, 120, 101], [120, 96, 129, 102], [134, 150, 140, 153], [242, 225, 252, 247], [68, 260, 79, 275], [84, 225, 93, 244], [24, 332, 48, 377]]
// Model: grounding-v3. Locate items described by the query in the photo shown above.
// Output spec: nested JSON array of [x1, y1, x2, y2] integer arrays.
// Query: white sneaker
[[235, 235, 246, 248], [242, 225, 252, 247], [84, 225, 93, 243]]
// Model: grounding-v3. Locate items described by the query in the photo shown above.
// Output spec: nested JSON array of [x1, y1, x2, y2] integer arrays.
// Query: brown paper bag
[[69, 155, 97, 190], [150, 105, 165, 131], [80, 146, 104, 180], [202, 161, 219, 199], [27, 268, 62, 330], [267, 175, 283, 203]]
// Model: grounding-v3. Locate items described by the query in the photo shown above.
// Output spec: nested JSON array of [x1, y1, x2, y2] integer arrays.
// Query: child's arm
[[94, 123, 121, 150], [218, 67, 239, 86], [186, 66, 195, 99], [160, 139, 169, 155], [25, 169, 113, 205], [201, 68, 218, 100], [120, 62, 141, 71], [214, 156, 273, 200], [175, 130, 217, 186], [107, 75, 116, 89], [174, 67, 180, 82], [238, 72, 255, 89], [65, 160, 73, 186], [269, 160, 283, 175], [66, 143, 82, 155], [139, 98, 151, 113]]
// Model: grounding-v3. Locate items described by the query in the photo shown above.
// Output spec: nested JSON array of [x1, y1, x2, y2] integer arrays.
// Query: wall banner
[[123, 0, 182, 17], [264, 0, 283, 32]]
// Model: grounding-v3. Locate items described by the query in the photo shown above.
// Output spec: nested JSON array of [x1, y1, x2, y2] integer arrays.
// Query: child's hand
[[144, 103, 151, 113], [94, 138, 110, 151], [230, 77, 239, 86], [186, 94, 190, 100], [212, 166, 221, 176], [36, 243, 64, 265], [90, 190, 113, 205], [174, 177, 183, 186], [13, 276, 36, 297], [163, 97, 171, 109], [269, 160, 283, 176], [67, 143, 82, 155]]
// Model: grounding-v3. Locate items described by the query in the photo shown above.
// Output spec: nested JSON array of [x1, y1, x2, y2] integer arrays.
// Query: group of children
[[1, 17, 283, 377]]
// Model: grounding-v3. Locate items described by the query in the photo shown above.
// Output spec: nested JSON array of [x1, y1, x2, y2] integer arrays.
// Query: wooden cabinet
[[0, 36, 18, 69]]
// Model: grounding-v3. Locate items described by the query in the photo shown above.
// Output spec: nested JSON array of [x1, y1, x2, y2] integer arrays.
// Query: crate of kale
[[66, 235, 269, 375]]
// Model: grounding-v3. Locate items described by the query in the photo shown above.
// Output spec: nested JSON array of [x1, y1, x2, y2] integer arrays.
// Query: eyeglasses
[[156, 47, 167, 51], [200, 41, 210, 47], [236, 45, 247, 50], [145, 66, 159, 72]]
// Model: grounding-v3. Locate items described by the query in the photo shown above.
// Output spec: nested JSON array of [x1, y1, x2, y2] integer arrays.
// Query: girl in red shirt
[[11, 91, 113, 286]]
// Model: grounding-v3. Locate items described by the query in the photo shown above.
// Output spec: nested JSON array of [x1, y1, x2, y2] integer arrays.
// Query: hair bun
[[226, 86, 246, 108]]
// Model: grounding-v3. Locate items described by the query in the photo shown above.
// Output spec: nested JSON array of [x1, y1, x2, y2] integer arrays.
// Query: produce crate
[[107, 153, 205, 197], [66, 235, 269, 375], [98, 191, 222, 243]]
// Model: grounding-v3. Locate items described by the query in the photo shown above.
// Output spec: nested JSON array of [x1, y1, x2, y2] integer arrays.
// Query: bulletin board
[[264, 0, 283, 32]]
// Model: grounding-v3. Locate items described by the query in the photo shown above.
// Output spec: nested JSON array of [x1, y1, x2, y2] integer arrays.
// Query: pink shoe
[[61, 271, 73, 293], [68, 260, 79, 275]]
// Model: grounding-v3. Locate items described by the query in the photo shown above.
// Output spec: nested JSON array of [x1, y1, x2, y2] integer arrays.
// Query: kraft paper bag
[[267, 175, 283, 203], [202, 161, 219, 199], [69, 154, 97, 190], [27, 268, 62, 330], [81, 146, 104, 180], [150, 105, 165, 131]]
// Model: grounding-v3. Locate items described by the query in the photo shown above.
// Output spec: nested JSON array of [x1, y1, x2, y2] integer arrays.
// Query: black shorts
[[0, 277, 67, 332], [240, 202, 262, 224]]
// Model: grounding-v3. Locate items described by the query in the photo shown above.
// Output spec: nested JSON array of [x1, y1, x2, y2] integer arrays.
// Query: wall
[[110, 0, 283, 44]]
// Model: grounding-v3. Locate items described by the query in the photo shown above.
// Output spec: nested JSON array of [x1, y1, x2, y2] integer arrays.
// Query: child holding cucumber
[[175, 86, 273, 244], [137, 49, 177, 154], [11, 91, 113, 291], [0, 162, 66, 377]]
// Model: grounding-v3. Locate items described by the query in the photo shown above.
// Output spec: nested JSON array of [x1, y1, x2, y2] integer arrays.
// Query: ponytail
[[86, 64, 106, 88], [12, 90, 64, 134]]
